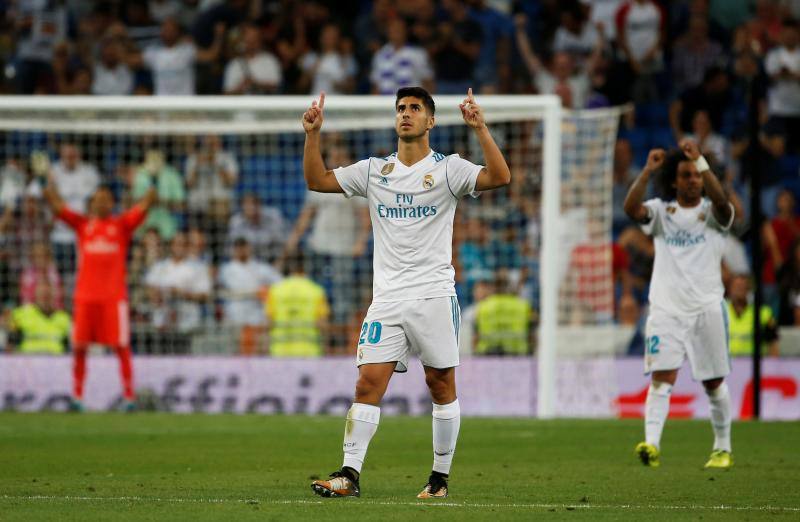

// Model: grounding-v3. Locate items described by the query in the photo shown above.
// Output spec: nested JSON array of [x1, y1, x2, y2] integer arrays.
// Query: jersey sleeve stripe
[[444, 156, 457, 200]]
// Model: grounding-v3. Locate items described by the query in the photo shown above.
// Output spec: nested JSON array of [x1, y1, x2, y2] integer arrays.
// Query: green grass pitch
[[0, 414, 798, 521]]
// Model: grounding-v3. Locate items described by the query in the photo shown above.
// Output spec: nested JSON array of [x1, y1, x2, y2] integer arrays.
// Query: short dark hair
[[94, 184, 116, 200], [395, 87, 435, 115], [656, 149, 685, 200]]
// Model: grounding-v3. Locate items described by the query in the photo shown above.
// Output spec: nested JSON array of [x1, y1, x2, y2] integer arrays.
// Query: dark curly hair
[[655, 148, 724, 201]]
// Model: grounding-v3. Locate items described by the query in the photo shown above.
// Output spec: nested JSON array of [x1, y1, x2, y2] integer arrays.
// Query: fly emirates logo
[[84, 237, 121, 254], [376, 193, 437, 219]]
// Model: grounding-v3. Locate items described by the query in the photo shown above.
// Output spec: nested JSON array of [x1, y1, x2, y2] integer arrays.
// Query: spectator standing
[[428, 0, 483, 94], [227, 194, 287, 263], [92, 38, 134, 95], [370, 18, 434, 95], [223, 23, 282, 95], [612, 138, 641, 236], [474, 272, 534, 356], [131, 17, 226, 95], [764, 190, 800, 303], [553, 1, 603, 65], [671, 15, 725, 95], [185, 134, 238, 261], [684, 110, 730, 170], [145, 231, 212, 335], [726, 274, 779, 357], [468, 0, 513, 93], [218, 237, 282, 327], [8, 282, 71, 355], [132, 150, 185, 241], [282, 145, 371, 345], [764, 19, 800, 152], [615, 0, 665, 102], [669, 67, 731, 142], [47, 144, 101, 277], [515, 13, 604, 109], [19, 242, 63, 309], [12, 0, 74, 93], [777, 239, 800, 325], [300, 23, 357, 95], [266, 254, 329, 357]]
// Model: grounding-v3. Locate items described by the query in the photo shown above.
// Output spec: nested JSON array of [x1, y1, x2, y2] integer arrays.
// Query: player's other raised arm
[[460, 88, 511, 191], [624, 149, 664, 223], [302, 92, 344, 193], [42, 174, 66, 215], [680, 138, 733, 225]]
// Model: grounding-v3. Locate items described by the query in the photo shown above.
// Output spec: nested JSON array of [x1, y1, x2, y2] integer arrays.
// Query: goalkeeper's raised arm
[[623, 148, 664, 224], [302, 92, 344, 194]]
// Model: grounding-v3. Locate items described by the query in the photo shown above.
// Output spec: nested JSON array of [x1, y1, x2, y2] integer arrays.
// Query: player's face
[[674, 161, 703, 203], [729, 276, 749, 301], [91, 189, 114, 217], [395, 97, 433, 141]]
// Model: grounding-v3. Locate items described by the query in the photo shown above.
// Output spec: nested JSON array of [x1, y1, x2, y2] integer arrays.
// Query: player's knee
[[703, 378, 723, 392], [425, 375, 454, 403], [354, 374, 383, 404]]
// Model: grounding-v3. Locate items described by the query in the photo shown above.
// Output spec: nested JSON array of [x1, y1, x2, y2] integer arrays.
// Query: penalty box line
[[1, 495, 800, 512]]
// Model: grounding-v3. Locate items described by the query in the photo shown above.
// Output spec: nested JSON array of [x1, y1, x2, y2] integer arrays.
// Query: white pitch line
[[1, 495, 799, 513]]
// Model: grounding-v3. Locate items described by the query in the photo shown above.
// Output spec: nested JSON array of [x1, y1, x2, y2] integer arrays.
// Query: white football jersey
[[334, 150, 482, 302], [641, 197, 735, 315]]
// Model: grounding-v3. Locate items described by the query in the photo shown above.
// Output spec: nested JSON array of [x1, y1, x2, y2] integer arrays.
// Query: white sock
[[341, 403, 380, 474], [645, 382, 672, 449], [432, 399, 460, 475], [706, 383, 732, 452]]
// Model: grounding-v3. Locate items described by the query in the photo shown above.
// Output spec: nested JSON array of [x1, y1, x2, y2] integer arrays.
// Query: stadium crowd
[[0, 0, 799, 357]]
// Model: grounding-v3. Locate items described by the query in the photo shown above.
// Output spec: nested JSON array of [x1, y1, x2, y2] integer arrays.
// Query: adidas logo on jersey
[[379, 176, 390, 185]]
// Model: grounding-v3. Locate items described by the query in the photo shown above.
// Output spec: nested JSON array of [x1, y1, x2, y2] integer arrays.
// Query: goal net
[[0, 96, 621, 417]]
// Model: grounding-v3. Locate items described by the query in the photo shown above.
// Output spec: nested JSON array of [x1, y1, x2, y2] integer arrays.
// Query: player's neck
[[676, 195, 702, 208], [396, 139, 431, 167]]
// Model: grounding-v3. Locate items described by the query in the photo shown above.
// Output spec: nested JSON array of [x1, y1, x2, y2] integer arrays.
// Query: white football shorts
[[356, 296, 461, 372], [644, 301, 731, 381]]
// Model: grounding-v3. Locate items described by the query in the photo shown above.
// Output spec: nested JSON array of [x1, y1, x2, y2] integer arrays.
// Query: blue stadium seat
[[649, 127, 675, 150], [779, 154, 800, 181], [635, 102, 670, 127], [619, 128, 649, 168]]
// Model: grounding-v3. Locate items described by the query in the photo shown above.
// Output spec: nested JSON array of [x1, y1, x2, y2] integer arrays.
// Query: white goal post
[[0, 95, 627, 418]]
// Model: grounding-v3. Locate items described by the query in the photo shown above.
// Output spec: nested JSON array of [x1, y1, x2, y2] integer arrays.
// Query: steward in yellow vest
[[10, 284, 71, 354], [266, 254, 329, 357], [726, 274, 779, 357], [475, 276, 533, 355]]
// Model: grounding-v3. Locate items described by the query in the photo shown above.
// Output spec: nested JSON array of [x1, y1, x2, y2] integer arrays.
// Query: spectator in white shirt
[[218, 237, 282, 327], [685, 110, 730, 170], [145, 231, 212, 333], [300, 23, 357, 95], [223, 23, 282, 94], [48, 144, 100, 275], [227, 194, 287, 263], [185, 134, 238, 261], [92, 38, 134, 95], [764, 19, 800, 152], [552, 3, 603, 66], [281, 144, 370, 340], [515, 13, 604, 109], [615, 0, 665, 102], [130, 17, 226, 95], [370, 18, 434, 95]]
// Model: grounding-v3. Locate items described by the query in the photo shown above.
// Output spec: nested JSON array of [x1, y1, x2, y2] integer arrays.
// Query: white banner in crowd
[[1, 356, 798, 419]]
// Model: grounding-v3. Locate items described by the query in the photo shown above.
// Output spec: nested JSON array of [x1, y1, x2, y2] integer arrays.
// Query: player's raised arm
[[41, 174, 66, 215], [302, 92, 344, 193], [461, 88, 511, 191], [624, 148, 664, 223], [136, 184, 158, 213], [680, 138, 733, 225]]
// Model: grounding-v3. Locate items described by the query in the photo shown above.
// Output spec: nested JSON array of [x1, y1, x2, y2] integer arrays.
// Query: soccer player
[[623, 139, 735, 469], [302, 87, 510, 498], [43, 177, 156, 411]]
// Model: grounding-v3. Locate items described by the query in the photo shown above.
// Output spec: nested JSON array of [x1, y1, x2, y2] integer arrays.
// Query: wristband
[[693, 155, 709, 172]]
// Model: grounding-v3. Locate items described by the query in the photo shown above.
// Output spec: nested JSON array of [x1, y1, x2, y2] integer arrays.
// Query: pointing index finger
[[318, 92, 326, 110], [467, 87, 474, 103]]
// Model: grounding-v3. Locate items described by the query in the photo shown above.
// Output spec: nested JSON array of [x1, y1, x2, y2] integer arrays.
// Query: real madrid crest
[[666, 206, 676, 214], [381, 163, 394, 176], [698, 212, 706, 221], [423, 174, 434, 189]]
